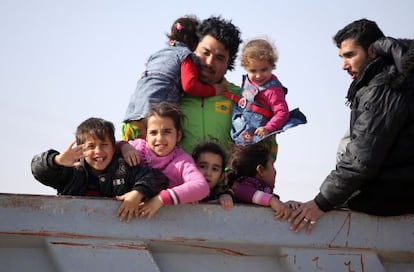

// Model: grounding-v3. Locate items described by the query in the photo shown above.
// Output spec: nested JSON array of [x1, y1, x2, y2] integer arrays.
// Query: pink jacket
[[128, 139, 209, 205], [248, 75, 289, 133]]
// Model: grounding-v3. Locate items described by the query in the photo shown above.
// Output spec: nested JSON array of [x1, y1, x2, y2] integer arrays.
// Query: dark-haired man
[[180, 16, 243, 153], [289, 18, 414, 234]]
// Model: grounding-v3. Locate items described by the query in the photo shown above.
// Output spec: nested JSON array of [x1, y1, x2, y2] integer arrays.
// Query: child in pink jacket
[[118, 102, 209, 219]]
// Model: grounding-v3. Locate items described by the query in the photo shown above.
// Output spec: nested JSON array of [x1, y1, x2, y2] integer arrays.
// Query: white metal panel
[[0, 193, 413, 271]]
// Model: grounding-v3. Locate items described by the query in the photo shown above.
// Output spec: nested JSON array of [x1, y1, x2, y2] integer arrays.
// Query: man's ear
[[368, 44, 377, 59]]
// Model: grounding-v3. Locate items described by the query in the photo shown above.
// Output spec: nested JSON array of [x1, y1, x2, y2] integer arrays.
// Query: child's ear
[[177, 130, 183, 143], [256, 164, 264, 177]]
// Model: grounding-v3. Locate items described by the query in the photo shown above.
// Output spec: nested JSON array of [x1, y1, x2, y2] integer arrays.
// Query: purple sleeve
[[234, 180, 273, 206]]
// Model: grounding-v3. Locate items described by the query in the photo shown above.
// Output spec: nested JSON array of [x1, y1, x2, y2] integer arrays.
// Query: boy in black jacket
[[31, 117, 168, 223]]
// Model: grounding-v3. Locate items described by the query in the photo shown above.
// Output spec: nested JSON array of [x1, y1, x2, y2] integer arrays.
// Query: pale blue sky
[[1, 0, 413, 201]]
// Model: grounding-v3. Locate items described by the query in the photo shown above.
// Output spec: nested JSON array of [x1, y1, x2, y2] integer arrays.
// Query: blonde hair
[[240, 38, 278, 69]]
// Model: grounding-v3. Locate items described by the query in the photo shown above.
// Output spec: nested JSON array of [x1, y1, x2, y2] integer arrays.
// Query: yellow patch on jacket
[[215, 101, 231, 114]]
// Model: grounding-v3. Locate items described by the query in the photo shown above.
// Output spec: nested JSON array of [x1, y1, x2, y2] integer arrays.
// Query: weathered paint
[[0, 193, 413, 272]]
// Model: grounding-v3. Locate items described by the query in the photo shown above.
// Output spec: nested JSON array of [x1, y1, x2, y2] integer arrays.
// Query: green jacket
[[180, 79, 241, 154]]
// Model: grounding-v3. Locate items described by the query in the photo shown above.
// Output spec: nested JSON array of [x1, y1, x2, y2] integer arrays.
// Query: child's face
[[245, 58, 273, 86], [82, 134, 115, 174], [259, 157, 277, 189], [196, 152, 223, 189], [146, 114, 182, 157]]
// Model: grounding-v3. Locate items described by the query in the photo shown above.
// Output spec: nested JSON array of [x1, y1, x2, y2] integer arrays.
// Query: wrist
[[159, 190, 172, 205], [116, 140, 128, 154], [314, 193, 334, 212], [270, 195, 281, 204], [53, 154, 62, 166]]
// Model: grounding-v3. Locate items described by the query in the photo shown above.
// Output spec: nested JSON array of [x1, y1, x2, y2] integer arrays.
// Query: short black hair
[[198, 16, 242, 71], [192, 141, 227, 171], [76, 117, 115, 146], [333, 18, 385, 51]]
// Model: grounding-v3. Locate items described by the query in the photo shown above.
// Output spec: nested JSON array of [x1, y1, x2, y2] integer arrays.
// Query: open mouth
[[348, 70, 357, 80], [94, 157, 104, 162]]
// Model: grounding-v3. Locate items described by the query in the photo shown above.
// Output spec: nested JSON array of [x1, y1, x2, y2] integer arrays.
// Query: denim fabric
[[230, 76, 282, 144], [124, 42, 192, 121], [231, 101, 271, 144]]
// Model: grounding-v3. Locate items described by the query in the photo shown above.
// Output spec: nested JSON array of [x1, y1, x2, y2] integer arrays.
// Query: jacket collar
[[346, 57, 386, 106]]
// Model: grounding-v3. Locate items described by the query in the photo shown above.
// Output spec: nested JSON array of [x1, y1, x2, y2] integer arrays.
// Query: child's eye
[[212, 167, 221, 172], [197, 164, 206, 170], [85, 144, 94, 150]]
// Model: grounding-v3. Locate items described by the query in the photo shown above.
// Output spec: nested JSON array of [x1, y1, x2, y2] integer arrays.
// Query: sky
[[1, 0, 413, 202]]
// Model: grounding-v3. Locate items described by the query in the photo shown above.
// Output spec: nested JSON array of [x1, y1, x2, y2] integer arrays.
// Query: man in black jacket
[[289, 19, 414, 234], [31, 117, 168, 223]]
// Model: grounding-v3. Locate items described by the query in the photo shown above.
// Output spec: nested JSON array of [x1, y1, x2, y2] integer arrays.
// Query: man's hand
[[213, 83, 227, 96], [288, 200, 324, 234]]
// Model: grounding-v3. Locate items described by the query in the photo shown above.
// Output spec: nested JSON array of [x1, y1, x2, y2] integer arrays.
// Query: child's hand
[[116, 190, 143, 223], [137, 195, 164, 220], [218, 194, 233, 211], [54, 141, 84, 168], [213, 83, 227, 96], [255, 127, 269, 138], [285, 200, 302, 211], [121, 143, 140, 166], [270, 196, 290, 221]]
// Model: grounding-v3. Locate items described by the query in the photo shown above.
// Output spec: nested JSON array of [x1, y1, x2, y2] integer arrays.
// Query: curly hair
[[197, 16, 242, 71], [241, 38, 278, 69]]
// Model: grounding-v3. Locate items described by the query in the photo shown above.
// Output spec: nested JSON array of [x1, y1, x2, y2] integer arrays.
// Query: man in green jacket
[[179, 16, 242, 154]]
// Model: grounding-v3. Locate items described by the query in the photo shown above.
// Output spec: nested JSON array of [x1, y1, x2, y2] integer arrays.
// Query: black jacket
[[315, 38, 414, 215], [31, 149, 168, 199]]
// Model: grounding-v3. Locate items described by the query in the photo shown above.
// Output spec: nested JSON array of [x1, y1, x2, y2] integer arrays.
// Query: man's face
[[194, 35, 230, 84], [338, 38, 375, 81]]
